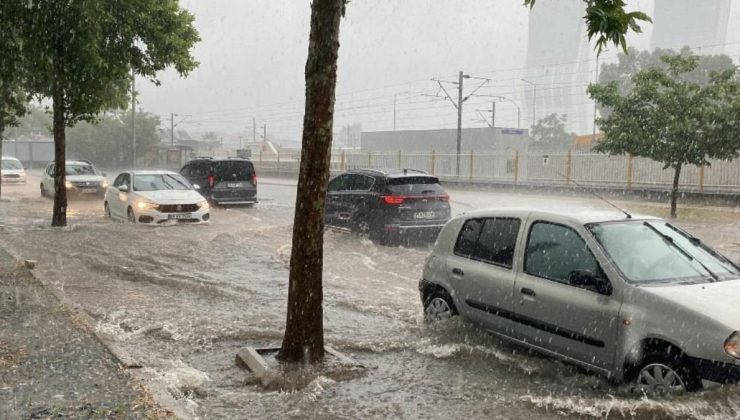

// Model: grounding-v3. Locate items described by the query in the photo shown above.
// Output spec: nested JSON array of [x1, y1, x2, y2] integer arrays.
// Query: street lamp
[[521, 78, 537, 128]]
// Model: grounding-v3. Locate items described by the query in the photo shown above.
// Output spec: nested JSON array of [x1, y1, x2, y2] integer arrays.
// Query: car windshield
[[133, 174, 193, 191], [213, 161, 253, 181], [1, 159, 22, 170], [66, 164, 97, 175], [588, 220, 739, 284], [386, 176, 445, 195]]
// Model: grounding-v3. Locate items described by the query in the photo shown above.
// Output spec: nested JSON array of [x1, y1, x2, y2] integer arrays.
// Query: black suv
[[179, 158, 257, 205], [325, 169, 451, 243]]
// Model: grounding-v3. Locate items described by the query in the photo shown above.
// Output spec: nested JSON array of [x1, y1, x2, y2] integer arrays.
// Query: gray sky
[[137, 0, 740, 145]]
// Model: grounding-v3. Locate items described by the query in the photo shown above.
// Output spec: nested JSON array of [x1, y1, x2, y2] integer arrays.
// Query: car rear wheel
[[354, 217, 372, 240], [127, 207, 136, 223], [423, 290, 457, 322], [632, 353, 701, 397]]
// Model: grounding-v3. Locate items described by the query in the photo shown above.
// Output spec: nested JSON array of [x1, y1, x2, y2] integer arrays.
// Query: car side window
[[454, 219, 483, 258], [180, 164, 191, 177], [454, 218, 520, 269], [327, 174, 349, 192], [193, 162, 208, 178], [46, 164, 55, 176], [349, 175, 374, 191], [475, 218, 521, 268], [524, 222, 602, 284], [112, 174, 126, 187]]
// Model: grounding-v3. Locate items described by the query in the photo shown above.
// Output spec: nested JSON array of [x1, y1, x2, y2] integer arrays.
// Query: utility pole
[[263, 124, 267, 142], [592, 54, 600, 142], [456, 71, 463, 177], [490, 101, 496, 129], [170, 112, 174, 145], [521, 78, 537, 128], [253, 117, 257, 143], [131, 67, 136, 169]]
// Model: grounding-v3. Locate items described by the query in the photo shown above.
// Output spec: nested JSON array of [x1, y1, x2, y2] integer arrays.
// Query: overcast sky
[[137, 1, 740, 145]]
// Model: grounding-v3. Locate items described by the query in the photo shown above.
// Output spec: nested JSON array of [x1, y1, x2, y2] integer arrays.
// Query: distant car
[[179, 157, 257, 205], [421, 208, 740, 396], [40, 160, 108, 197], [104, 170, 210, 224], [1, 156, 26, 184], [325, 169, 451, 244]]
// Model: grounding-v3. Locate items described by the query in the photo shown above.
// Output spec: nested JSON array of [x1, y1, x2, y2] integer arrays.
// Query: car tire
[[354, 216, 372, 240], [40, 184, 46, 198], [423, 289, 457, 322], [630, 352, 702, 397], [127, 207, 136, 224], [104, 202, 111, 218]]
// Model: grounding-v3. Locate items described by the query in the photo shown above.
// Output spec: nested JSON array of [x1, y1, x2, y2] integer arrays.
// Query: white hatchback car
[[104, 170, 210, 224], [1, 156, 27, 184], [421, 208, 740, 396]]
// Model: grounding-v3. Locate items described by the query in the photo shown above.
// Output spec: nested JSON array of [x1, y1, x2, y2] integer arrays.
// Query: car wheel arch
[[623, 337, 695, 379]]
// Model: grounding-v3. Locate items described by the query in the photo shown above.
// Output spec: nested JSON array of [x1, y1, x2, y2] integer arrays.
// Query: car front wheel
[[632, 353, 702, 397], [423, 290, 457, 322]]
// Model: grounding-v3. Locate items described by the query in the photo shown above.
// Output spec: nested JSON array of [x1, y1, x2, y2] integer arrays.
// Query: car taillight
[[440, 194, 450, 202], [251, 174, 257, 185], [207, 175, 215, 188], [382, 195, 405, 205]]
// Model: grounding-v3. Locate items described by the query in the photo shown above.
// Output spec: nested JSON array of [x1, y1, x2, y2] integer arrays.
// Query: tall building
[[651, 0, 731, 53], [522, 0, 595, 136]]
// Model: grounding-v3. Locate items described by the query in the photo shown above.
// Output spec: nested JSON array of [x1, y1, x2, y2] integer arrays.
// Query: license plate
[[80, 188, 98, 193], [227, 183, 241, 188], [168, 213, 192, 220], [414, 211, 436, 220]]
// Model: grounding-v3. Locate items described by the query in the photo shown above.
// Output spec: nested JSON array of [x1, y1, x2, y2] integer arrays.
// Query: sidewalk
[[0, 248, 163, 419]]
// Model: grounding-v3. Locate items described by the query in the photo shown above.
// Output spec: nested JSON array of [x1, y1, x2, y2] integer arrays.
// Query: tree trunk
[[669, 163, 682, 219], [0, 121, 4, 200], [51, 48, 67, 227], [277, 0, 343, 364]]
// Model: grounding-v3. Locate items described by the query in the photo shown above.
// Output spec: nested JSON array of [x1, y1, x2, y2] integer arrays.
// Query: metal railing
[[250, 149, 740, 194]]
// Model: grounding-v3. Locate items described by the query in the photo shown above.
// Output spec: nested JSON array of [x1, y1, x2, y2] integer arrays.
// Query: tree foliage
[[12, 0, 199, 226], [67, 111, 162, 167], [530, 113, 575, 149], [524, 0, 651, 53], [589, 53, 740, 217]]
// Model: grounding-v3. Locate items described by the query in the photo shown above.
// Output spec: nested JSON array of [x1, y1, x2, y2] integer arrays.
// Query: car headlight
[[136, 201, 158, 211], [101, 180, 109, 188], [197, 200, 209, 210], [724, 332, 740, 359], [65, 181, 73, 189]]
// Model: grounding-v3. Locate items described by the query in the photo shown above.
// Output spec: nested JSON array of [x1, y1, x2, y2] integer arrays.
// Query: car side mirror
[[568, 269, 611, 295], [102, 172, 107, 177], [193, 184, 200, 190], [117, 185, 129, 193]]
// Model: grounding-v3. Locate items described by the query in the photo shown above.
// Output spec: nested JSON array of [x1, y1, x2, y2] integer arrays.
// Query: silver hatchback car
[[420, 208, 740, 396]]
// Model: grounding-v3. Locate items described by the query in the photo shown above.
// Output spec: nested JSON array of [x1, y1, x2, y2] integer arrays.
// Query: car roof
[[456, 207, 660, 225], [128, 170, 179, 176], [343, 168, 434, 179], [1, 156, 21, 161]]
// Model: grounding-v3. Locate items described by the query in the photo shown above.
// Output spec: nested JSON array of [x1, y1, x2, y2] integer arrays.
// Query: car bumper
[[134, 207, 211, 225], [1, 176, 26, 184], [689, 356, 740, 384], [383, 220, 447, 234]]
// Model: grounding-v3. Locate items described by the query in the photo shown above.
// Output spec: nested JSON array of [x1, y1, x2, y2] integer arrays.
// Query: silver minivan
[[420, 208, 740, 396]]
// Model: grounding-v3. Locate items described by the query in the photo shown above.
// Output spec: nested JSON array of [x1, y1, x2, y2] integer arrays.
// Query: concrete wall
[[360, 127, 531, 153], [2, 141, 54, 169]]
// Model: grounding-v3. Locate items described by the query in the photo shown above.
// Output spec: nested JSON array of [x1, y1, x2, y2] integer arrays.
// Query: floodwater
[[1, 173, 739, 419]]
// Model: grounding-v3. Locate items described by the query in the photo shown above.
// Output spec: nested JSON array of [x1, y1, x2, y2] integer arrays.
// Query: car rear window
[[386, 176, 445, 195], [213, 161, 254, 181]]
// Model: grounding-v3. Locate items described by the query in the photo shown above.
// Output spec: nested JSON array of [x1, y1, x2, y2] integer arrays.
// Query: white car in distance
[[105, 170, 210, 224], [1, 156, 27, 184]]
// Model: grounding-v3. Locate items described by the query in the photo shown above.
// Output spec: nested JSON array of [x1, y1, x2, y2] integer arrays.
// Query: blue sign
[[501, 129, 525, 135]]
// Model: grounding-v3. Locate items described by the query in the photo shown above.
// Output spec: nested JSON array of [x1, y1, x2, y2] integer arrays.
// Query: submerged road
[[1, 174, 739, 419]]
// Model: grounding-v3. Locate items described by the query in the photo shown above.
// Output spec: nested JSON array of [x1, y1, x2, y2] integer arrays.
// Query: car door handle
[[452, 268, 464, 276], [520, 287, 536, 297]]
